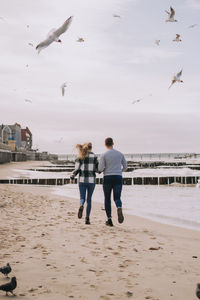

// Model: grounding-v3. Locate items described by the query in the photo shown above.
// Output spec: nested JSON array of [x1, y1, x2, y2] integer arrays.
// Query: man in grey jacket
[[99, 137, 127, 226]]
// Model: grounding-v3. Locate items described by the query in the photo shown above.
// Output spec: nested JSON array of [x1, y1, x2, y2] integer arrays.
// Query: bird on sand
[[169, 70, 183, 89], [132, 99, 141, 105], [0, 277, 17, 296], [76, 37, 84, 42], [173, 34, 182, 42], [113, 14, 120, 18], [36, 16, 73, 53], [155, 39, 160, 46], [61, 82, 67, 96], [0, 263, 12, 277], [196, 284, 200, 299], [165, 7, 177, 22]]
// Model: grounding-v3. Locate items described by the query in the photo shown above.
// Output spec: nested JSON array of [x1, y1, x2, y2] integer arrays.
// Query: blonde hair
[[76, 142, 92, 160]]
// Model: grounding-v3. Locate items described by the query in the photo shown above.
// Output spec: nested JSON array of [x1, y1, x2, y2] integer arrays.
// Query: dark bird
[[0, 277, 17, 296], [196, 283, 200, 299], [0, 263, 12, 277]]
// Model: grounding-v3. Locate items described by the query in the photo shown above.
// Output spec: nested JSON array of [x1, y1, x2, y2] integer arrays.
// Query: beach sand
[[0, 180, 200, 299]]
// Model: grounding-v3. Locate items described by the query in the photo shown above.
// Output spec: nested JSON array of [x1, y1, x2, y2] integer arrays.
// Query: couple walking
[[70, 137, 127, 226]]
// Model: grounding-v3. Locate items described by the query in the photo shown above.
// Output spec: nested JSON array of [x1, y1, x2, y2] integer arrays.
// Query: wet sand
[[0, 180, 200, 299]]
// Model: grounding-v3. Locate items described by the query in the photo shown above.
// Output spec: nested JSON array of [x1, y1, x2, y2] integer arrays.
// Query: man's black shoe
[[106, 218, 113, 227], [85, 217, 90, 225], [78, 205, 84, 219], [117, 207, 124, 224]]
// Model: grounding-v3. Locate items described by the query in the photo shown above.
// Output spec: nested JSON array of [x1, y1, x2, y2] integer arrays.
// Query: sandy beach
[[0, 162, 200, 299]]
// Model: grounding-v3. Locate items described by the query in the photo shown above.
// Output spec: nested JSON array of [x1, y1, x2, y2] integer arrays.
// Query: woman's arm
[[70, 159, 81, 180]]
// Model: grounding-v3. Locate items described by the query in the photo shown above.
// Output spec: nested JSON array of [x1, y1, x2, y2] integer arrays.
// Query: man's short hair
[[105, 137, 114, 147]]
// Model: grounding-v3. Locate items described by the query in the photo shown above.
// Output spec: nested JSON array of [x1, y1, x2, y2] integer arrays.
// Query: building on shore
[[0, 123, 32, 151], [21, 127, 32, 150]]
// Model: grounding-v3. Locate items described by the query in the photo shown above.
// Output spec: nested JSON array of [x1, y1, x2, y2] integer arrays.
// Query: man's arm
[[98, 154, 105, 173], [122, 154, 127, 172]]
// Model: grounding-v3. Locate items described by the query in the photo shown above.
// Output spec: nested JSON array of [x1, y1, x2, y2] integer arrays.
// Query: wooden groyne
[[0, 176, 199, 186]]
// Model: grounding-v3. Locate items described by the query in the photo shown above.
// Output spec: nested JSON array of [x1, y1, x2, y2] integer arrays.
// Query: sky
[[0, 0, 200, 154]]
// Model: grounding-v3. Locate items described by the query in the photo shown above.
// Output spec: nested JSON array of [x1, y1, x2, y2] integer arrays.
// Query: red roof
[[26, 127, 32, 137], [21, 129, 26, 141]]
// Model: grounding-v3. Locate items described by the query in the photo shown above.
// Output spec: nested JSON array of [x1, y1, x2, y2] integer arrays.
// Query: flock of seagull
[[1, 6, 197, 102], [132, 6, 197, 105]]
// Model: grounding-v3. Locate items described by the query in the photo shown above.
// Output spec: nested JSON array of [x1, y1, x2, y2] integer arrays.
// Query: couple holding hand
[[70, 137, 127, 226]]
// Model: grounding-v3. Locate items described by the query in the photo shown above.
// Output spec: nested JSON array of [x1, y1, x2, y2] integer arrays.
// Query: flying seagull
[[57, 137, 64, 143], [155, 39, 160, 46], [132, 99, 142, 105], [165, 7, 177, 22], [196, 283, 200, 299], [76, 37, 84, 42], [169, 69, 183, 89], [61, 82, 67, 96], [188, 24, 198, 29], [173, 34, 182, 42], [28, 42, 34, 47], [0, 263, 12, 278], [25, 99, 32, 103], [36, 16, 73, 53], [113, 14, 120, 18], [0, 277, 17, 296]]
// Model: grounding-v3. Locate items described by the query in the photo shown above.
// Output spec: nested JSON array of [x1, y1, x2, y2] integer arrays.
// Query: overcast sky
[[0, 0, 200, 154]]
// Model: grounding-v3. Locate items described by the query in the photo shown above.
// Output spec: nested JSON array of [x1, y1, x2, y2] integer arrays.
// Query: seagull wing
[[170, 7, 175, 18], [169, 77, 176, 89], [54, 16, 73, 38], [46, 28, 57, 38], [62, 86, 65, 96], [36, 37, 54, 53], [176, 69, 182, 79], [165, 10, 170, 15]]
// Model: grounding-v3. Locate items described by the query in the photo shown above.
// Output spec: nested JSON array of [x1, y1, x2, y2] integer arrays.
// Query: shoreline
[[0, 161, 200, 232]]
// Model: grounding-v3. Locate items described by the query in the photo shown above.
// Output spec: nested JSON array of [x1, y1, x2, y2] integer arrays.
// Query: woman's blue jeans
[[79, 182, 96, 217]]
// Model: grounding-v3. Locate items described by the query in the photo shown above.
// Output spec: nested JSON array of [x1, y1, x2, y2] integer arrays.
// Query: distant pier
[[0, 176, 199, 186]]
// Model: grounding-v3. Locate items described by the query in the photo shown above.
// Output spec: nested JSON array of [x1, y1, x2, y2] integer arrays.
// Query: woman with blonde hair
[[70, 142, 98, 224]]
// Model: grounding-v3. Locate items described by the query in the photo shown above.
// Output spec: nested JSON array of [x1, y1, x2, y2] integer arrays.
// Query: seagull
[[57, 137, 63, 143], [173, 34, 182, 42], [0, 263, 12, 278], [132, 99, 142, 105], [155, 39, 160, 46], [188, 24, 198, 29], [169, 69, 183, 89], [113, 14, 120, 18], [25, 99, 32, 103], [76, 37, 84, 42], [28, 42, 34, 47], [165, 7, 177, 22], [36, 16, 73, 53], [0, 277, 17, 296], [61, 82, 67, 96], [196, 283, 200, 299]]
